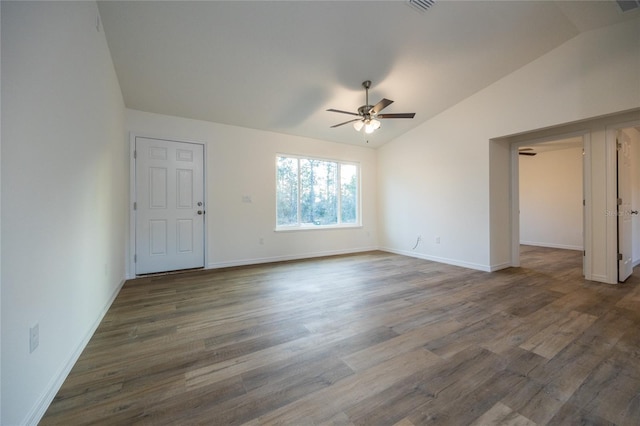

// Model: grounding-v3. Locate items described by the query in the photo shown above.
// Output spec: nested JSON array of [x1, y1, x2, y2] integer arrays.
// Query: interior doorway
[[517, 136, 585, 273], [503, 109, 640, 284]]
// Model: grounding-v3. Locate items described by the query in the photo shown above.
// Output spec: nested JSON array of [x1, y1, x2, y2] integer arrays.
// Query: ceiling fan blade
[[330, 118, 362, 128], [378, 113, 416, 119], [370, 98, 394, 115], [519, 152, 537, 156], [326, 108, 360, 117]]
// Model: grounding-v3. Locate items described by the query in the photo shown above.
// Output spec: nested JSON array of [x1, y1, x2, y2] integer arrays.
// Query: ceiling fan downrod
[[362, 80, 372, 113]]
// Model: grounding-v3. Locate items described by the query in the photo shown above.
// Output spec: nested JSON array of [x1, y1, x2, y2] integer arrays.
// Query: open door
[[618, 130, 633, 282]]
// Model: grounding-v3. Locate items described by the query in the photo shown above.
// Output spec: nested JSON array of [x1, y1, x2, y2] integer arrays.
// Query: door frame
[[502, 110, 640, 284], [607, 121, 640, 282], [128, 133, 208, 279], [509, 130, 589, 275]]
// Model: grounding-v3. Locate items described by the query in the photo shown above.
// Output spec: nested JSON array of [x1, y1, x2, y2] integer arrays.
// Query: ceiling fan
[[327, 80, 416, 134], [519, 148, 537, 156]]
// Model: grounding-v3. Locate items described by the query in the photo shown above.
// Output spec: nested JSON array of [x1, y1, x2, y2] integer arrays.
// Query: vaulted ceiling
[[98, 1, 637, 147]]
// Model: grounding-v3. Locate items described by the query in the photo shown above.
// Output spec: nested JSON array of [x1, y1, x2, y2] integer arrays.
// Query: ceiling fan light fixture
[[353, 120, 364, 131], [363, 119, 381, 134]]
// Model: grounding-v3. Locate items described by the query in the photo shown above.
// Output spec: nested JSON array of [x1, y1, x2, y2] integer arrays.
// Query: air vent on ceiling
[[407, 0, 436, 13], [616, 0, 640, 13]]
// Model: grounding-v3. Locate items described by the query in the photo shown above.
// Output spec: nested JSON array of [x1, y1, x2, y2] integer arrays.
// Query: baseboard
[[634, 258, 640, 268], [381, 247, 493, 272], [520, 241, 583, 251], [25, 278, 126, 426], [588, 273, 615, 284], [207, 246, 379, 269], [488, 262, 512, 272]]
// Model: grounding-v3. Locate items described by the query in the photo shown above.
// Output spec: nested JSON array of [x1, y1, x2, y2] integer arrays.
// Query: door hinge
[[134, 254, 137, 263], [583, 199, 585, 206], [617, 198, 623, 206], [133, 202, 137, 210], [617, 139, 621, 150], [134, 150, 137, 159], [618, 253, 623, 261], [583, 250, 586, 256]]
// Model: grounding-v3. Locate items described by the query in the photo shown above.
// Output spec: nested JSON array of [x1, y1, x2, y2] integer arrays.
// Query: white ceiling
[[97, 1, 637, 148]]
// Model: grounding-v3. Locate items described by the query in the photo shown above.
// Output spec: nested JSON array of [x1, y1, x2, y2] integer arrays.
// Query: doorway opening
[[502, 109, 640, 284], [517, 135, 586, 274]]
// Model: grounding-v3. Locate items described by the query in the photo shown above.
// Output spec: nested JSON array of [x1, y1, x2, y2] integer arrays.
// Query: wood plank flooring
[[41, 246, 640, 425]]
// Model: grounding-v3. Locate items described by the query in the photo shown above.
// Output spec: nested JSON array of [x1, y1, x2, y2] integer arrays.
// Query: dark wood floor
[[41, 246, 640, 425]]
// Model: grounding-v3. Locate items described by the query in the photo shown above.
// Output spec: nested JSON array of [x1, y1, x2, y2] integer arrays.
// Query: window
[[276, 155, 359, 229]]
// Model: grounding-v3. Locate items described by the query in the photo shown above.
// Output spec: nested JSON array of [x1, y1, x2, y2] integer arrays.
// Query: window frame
[[275, 154, 361, 231]]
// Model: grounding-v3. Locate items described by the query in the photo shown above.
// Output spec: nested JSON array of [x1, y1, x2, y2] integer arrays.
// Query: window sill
[[274, 224, 362, 233]]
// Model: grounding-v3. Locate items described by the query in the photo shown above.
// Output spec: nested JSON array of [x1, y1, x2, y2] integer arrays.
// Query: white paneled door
[[617, 130, 633, 282], [135, 137, 205, 274]]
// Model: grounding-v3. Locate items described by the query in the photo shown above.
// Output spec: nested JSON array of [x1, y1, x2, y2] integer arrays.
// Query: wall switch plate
[[435, 236, 441, 244], [30, 323, 39, 353]]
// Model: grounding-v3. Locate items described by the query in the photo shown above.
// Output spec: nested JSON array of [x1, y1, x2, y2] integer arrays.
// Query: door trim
[[606, 121, 640, 282], [128, 133, 207, 279]]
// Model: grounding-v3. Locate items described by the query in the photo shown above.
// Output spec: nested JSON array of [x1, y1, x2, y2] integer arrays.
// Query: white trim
[[489, 262, 512, 272], [129, 133, 207, 278], [583, 132, 592, 280], [510, 142, 520, 268], [382, 247, 494, 272], [25, 279, 126, 426], [128, 134, 136, 279], [275, 225, 363, 232], [520, 241, 583, 251], [605, 126, 619, 284], [590, 274, 610, 283], [206, 247, 377, 269], [605, 120, 640, 284]]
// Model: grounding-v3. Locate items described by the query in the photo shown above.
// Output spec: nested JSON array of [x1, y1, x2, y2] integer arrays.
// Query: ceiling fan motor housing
[[358, 105, 375, 118]]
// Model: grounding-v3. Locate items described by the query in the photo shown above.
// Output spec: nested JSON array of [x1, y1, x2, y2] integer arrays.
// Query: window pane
[[276, 157, 298, 226], [300, 159, 337, 226], [341, 164, 358, 224], [276, 155, 358, 228]]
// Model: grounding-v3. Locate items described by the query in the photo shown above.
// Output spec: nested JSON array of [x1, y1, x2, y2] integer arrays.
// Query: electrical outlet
[[435, 236, 441, 244], [30, 323, 39, 353]]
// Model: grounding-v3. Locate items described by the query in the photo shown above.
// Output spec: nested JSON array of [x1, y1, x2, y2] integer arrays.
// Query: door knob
[[197, 210, 204, 215]]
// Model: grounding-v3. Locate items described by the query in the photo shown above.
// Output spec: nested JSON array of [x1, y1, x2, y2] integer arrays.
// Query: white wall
[[519, 147, 583, 250], [1, 2, 127, 425], [379, 18, 640, 274], [127, 109, 378, 274]]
